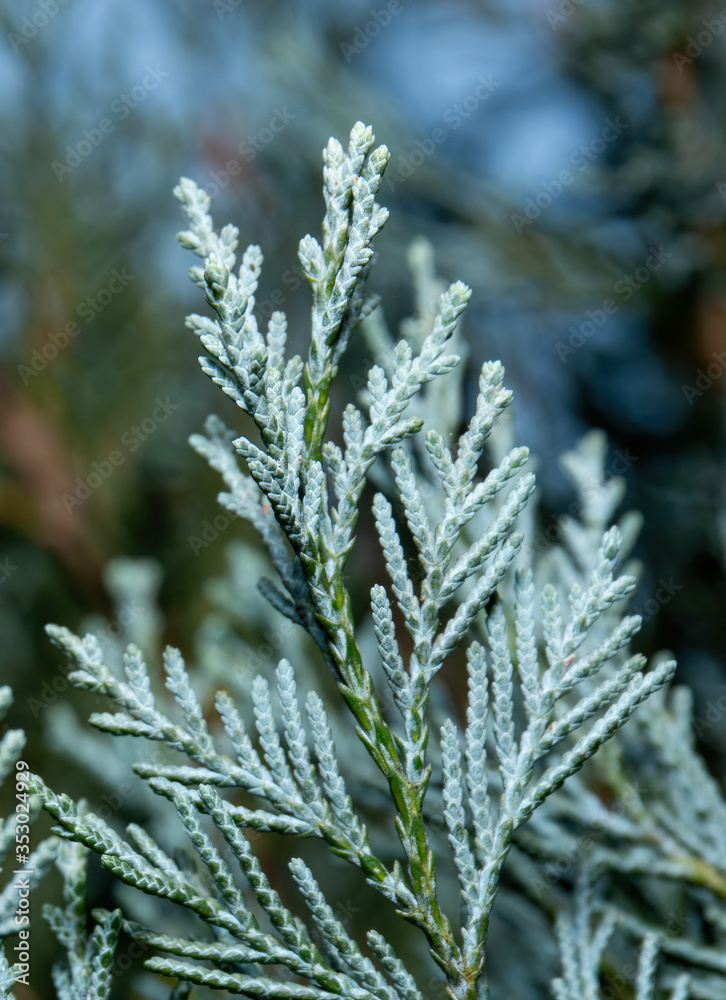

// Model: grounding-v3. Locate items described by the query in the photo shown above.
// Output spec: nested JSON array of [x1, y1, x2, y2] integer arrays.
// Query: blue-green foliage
[[8, 123, 726, 1000]]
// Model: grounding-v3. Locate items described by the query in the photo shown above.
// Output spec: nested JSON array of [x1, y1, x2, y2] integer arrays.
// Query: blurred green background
[[2, 0, 726, 993]]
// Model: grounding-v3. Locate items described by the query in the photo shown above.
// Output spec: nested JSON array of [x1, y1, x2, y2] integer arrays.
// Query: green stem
[[324, 581, 461, 972], [303, 364, 332, 465]]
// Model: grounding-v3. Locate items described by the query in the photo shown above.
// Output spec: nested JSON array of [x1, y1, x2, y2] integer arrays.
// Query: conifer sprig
[[26, 123, 681, 1000]]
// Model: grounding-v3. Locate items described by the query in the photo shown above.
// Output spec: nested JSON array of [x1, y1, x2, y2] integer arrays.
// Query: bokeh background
[[2, 0, 726, 993]]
